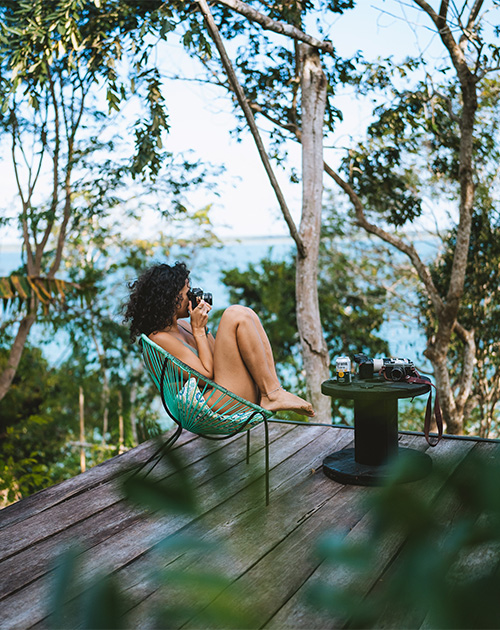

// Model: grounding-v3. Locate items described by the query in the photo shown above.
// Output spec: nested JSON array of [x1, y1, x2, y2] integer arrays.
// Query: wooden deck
[[0, 422, 498, 629]]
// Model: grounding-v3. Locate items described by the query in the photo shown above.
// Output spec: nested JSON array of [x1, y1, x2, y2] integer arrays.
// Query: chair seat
[[177, 378, 264, 435]]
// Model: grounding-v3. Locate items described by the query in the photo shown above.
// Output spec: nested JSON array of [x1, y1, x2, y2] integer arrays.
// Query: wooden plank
[[120, 427, 356, 628], [0, 420, 292, 530], [0, 423, 292, 563], [180, 434, 429, 629], [6, 425, 491, 630], [264, 436, 477, 630], [0, 423, 296, 603], [183, 486, 368, 630], [0, 423, 311, 629], [11, 425, 346, 630]]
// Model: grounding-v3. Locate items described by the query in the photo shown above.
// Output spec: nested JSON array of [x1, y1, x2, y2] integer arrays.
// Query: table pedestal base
[[322, 447, 432, 486]]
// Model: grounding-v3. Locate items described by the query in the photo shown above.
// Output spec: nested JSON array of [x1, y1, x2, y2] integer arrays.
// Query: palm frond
[[0, 275, 84, 314]]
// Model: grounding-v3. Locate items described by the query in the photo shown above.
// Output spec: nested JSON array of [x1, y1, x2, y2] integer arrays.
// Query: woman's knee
[[221, 304, 254, 324]]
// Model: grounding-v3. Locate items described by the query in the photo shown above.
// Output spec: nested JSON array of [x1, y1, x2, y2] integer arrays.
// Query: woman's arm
[[150, 300, 214, 378], [150, 331, 213, 378], [188, 299, 214, 376]]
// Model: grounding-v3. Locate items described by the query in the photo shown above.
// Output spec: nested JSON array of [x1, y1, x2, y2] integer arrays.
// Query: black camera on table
[[354, 353, 415, 382], [188, 287, 213, 310]]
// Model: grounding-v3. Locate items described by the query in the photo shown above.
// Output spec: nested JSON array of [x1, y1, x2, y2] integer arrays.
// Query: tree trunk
[[296, 44, 331, 421], [413, 2, 478, 434], [101, 364, 110, 445], [427, 349, 461, 433], [0, 314, 36, 402]]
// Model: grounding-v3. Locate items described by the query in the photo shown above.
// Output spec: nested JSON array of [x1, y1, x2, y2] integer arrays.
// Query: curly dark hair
[[124, 262, 190, 342]]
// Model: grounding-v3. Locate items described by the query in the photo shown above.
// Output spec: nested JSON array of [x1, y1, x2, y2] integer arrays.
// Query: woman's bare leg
[[213, 305, 315, 417]]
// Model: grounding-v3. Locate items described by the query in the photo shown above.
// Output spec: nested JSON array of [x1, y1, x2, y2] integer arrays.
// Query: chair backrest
[[140, 334, 272, 435]]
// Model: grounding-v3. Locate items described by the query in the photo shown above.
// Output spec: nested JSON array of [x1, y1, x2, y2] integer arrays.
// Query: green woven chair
[[140, 334, 274, 504]]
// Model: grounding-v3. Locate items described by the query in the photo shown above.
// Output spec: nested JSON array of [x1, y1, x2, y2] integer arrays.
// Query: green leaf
[[48, 546, 82, 629]]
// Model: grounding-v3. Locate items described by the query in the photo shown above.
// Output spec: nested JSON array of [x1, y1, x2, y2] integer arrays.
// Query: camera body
[[188, 287, 213, 310], [354, 353, 415, 382]]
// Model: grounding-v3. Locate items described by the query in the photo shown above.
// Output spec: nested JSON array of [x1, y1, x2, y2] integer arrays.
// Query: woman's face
[[176, 279, 191, 319]]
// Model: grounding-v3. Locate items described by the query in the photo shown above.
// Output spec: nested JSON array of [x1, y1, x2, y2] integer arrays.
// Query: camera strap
[[405, 372, 443, 446]]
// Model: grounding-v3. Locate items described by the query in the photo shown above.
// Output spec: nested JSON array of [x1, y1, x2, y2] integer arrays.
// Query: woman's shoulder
[[148, 330, 175, 349], [149, 327, 193, 354]]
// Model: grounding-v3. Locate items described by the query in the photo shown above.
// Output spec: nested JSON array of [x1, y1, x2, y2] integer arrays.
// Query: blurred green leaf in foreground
[[308, 446, 500, 629]]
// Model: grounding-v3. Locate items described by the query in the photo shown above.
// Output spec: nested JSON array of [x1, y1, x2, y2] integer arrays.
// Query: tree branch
[[36, 63, 61, 273], [413, 0, 478, 318], [197, 0, 306, 257], [212, 0, 333, 53], [412, 0, 471, 80], [466, 0, 484, 32], [322, 160, 445, 317], [0, 314, 36, 401], [438, 0, 449, 24], [10, 112, 35, 273], [458, 0, 485, 52]]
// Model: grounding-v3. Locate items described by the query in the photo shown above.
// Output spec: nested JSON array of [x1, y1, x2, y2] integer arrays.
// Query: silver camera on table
[[354, 354, 415, 382]]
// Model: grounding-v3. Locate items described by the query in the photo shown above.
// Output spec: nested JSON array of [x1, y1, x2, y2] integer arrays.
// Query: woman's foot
[[260, 387, 315, 417]]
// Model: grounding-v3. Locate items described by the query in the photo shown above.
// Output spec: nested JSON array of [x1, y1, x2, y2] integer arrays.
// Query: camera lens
[[390, 367, 404, 381]]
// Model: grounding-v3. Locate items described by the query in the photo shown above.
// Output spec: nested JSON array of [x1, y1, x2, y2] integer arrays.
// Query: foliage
[[0, 346, 70, 504], [0, 0, 169, 403], [0, 341, 162, 508], [308, 447, 500, 629], [0, 209, 223, 505], [193, 1, 357, 150], [344, 64, 500, 226], [344, 143, 423, 227], [219, 226, 389, 373], [425, 202, 500, 437], [330, 9, 500, 433], [169, 0, 500, 433], [0, 0, 226, 411], [0, 0, 182, 277]]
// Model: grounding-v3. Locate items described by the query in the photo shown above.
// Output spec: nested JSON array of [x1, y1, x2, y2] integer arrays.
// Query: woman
[[124, 262, 315, 417]]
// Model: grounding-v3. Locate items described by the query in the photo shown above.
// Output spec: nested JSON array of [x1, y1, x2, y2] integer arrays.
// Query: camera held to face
[[188, 287, 213, 311], [353, 353, 416, 382]]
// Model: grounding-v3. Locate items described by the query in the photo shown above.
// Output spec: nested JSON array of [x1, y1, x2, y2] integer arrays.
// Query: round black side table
[[321, 376, 432, 486]]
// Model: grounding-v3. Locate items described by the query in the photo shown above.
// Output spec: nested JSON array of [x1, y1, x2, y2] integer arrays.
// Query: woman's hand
[[189, 298, 211, 333]]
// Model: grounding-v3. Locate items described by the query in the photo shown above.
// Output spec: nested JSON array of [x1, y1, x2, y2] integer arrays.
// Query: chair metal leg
[[132, 423, 183, 478], [264, 419, 269, 506]]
